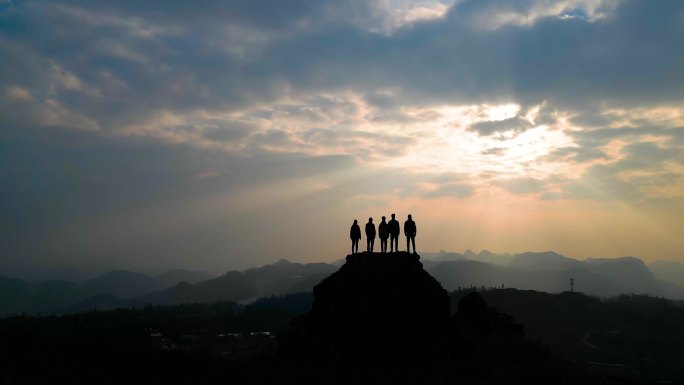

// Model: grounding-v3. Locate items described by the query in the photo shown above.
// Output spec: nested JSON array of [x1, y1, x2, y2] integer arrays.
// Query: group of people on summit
[[349, 214, 417, 254]]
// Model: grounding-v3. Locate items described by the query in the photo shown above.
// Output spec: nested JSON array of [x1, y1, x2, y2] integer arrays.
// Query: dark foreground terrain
[[2, 253, 683, 384]]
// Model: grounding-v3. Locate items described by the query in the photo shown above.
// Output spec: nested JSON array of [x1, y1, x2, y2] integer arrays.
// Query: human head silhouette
[[353, 219, 357, 224], [408, 214, 412, 219], [382, 216, 386, 221], [368, 217, 373, 222], [391, 213, 395, 219]]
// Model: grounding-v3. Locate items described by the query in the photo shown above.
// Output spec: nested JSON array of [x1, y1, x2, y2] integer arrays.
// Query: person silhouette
[[404, 214, 417, 254], [350, 219, 361, 254], [378, 216, 389, 253], [365, 217, 376, 252], [388, 213, 400, 252]]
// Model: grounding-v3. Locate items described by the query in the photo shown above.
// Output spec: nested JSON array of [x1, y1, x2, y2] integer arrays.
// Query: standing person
[[388, 213, 400, 252], [378, 216, 389, 253], [404, 214, 417, 254], [365, 217, 376, 252], [350, 219, 361, 254]]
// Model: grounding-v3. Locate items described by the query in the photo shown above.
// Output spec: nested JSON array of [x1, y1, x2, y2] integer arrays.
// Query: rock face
[[279, 252, 451, 363]]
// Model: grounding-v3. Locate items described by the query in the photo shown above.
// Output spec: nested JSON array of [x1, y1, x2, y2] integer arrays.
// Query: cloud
[[452, 0, 620, 29], [301, 128, 415, 160], [415, 172, 476, 198], [494, 177, 546, 195], [195, 171, 221, 179], [469, 116, 533, 136], [4, 0, 684, 141], [2, 0, 684, 271], [481, 147, 506, 156], [3, 0, 684, 176], [201, 120, 258, 143], [546, 140, 684, 202], [422, 182, 475, 198]]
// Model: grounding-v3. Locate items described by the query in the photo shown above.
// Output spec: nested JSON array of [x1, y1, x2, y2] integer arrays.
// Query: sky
[[1, 0, 684, 277]]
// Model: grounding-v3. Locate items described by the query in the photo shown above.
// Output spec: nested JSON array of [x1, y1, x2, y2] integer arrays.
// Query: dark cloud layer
[[470, 116, 532, 136], [3, 0, 684, 133]]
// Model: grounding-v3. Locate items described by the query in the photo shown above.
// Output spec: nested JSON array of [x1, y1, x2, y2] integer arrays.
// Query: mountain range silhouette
[[2, 251, 683, 384], [2, 250, 684, 316]]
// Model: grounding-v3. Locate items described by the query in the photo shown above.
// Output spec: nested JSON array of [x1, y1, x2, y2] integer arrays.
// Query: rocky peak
[[279, 252, 451, 363]]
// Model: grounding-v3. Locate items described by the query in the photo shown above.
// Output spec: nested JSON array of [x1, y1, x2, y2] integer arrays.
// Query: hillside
[[470, 288, 684, 381], [0, 268, 216, 315]]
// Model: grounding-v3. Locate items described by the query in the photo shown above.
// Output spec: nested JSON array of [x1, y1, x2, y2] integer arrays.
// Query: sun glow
[[386, 103, 577, 180]]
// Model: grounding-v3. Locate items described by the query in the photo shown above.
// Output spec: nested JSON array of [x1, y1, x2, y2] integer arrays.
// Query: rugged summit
[[280, 252, 451, 362]]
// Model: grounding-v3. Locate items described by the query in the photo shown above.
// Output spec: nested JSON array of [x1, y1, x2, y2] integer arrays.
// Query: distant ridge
[[508, 251, 582, 271], [3, 251, 684, 316], [0, 268, 215, 315], [426, 252, 684, 298], [650, 260, 684, 286], [82, 270, 161, 299], [154, 269, 213, 288], [66, 259, 338, 313]]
